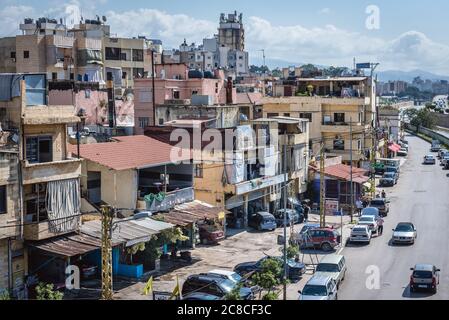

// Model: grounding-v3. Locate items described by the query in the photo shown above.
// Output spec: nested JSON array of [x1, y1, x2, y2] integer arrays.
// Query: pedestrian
[[303, 202, 310, 223], [381, 190, 386, 199], [355, 198, 363, 216], [378, 217, 385, 235]]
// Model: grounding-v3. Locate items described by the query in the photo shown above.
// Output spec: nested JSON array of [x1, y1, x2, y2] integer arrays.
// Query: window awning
[[388, 143, 401, 152]]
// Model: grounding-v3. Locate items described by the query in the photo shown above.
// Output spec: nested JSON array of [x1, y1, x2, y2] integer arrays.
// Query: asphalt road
[[339, 134, 449, 300]]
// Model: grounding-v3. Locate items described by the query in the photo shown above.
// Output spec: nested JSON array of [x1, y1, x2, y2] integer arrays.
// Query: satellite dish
[[102, 16, 107, 22]]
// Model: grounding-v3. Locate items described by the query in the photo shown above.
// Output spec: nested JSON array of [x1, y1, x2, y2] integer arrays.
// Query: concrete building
[[0, 73, 82, 298], [218, 11, 245, 51], [262, 76, 377, 167]]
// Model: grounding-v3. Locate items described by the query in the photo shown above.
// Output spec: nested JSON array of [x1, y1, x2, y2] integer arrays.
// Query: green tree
[[285, 245, 300, 260], [225, 283, 243, 300], [405, 108, 438, 131], [35, 282, 63, 300], [252, 258, 283, 300]]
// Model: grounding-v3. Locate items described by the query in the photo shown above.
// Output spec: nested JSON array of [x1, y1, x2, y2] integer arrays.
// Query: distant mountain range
[[249, 56, 449, 83], [376, 70, 449, 83]]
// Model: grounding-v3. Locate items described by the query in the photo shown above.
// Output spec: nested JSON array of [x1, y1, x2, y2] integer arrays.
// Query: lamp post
[[76, 108, 87, 159]]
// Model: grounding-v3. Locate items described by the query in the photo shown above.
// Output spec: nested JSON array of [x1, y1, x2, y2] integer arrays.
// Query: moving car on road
[[431, 140, 441, 152], [298, 275, 338, 300], [248, 212, 277, 231], [315, 254, 347, 288], [358, 216, 379, 234], [350, 225, 372, 244], [392, 222, 417, 245], [369, 199, 390, 217], [424, 154, 436, 165], [409, 264, 440, 294]]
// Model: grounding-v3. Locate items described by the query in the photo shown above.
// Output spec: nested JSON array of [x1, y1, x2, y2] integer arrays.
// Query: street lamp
[[76, 108, 87, 159]]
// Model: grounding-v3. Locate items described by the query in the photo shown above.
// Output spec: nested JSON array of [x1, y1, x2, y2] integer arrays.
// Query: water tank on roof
[[188, 70, 204, 79]]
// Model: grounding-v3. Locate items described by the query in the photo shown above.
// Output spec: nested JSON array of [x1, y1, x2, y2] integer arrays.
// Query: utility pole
[[319, 141, 326, 228], [101, 205, 114, 300], [349, 119, 354, 223], [151, 49, 156, 126], [282, 140, 288, 301]]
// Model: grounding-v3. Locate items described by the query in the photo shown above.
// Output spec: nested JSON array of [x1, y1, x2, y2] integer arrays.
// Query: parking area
[[113, 212, 352, 300]]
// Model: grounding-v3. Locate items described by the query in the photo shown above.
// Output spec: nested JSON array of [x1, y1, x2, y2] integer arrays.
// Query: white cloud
[[319, 8, 331, 14], [0, 6, 35, 37]]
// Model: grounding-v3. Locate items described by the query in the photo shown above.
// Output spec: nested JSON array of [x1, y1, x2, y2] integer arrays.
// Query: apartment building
[[0, 73, 82, 297], [262, 76, 377, 167]]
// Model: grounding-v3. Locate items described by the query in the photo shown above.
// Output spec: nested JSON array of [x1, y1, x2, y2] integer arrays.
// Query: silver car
[[410, 264, 440, 294], [298, 275, 338, 300], [314, 255, 347, 289], [392, 222, 417, 245], [350, 225, 372, 244]]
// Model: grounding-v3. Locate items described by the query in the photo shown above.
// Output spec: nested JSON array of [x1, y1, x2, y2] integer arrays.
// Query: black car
[[182, 275, 254, 300], [248, 212, 277, 231], [234, 256, 306, 280]]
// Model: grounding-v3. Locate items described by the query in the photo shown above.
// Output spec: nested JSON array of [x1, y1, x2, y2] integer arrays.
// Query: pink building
[[134, 63, 236, 134]]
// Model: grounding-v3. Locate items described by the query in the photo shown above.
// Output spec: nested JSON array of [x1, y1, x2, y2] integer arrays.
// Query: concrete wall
[[436, 114, 449, 128], [0, 152, 21, 240], [15, 35, 47, 74], [0, 239, 8, 292], [81, 160, 138, 209], [0, 37, 17, 73]]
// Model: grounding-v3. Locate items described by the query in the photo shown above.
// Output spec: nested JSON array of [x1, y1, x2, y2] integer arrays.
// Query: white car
[[424, 155, 436, 165], [298, 275, 338, 300], [441, 155, 449, 166], [203, 270, 243, 284], [358, 216, 379, 233], [350, 225, 372, 244]]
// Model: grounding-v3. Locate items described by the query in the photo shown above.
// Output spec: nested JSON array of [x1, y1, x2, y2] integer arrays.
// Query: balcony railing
[[138, 187, 194, 212], [22, 158, 82, 185], [234, 174, 286, 196]]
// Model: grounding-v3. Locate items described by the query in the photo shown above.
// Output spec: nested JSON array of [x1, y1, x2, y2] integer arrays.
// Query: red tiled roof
[[71, 135, 191, 170], [312, 164, 369, 184]]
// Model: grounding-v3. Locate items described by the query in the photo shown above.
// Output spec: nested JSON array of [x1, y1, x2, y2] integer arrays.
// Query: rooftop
[[72, 135, 191, 171]]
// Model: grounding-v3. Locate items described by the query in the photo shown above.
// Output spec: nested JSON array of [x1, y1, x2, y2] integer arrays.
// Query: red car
[[299, 228, 341, 252], [199, 224, 225, 245]]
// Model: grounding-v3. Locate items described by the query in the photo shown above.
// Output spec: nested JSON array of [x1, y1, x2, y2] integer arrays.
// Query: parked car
[[392, 222, 417, 245], [361, 207, 381, 221], [424, 154, 436, 165], [274, 209, 303, 227], [350, 225, 372, 244], [183, 292, 223, 300], [248, 212, 277, 231], [198, 223, 225, 245], [182, 275, 254, 300], [233, 256, 306, 280], [299, 223, 321, 235], [380, 172, 398, 186], [314, 254, 347, 288], [203, 270, 244, 285], [445, 161, 449, 170], [358, 216, 379, 234], [298, 275, 338, 300], [298, 228, 341, 252], [384, 166, 400, 176], [369, 198, 390, 217], [399, 142, 409, 151], [397, 148, 408, 157], [441, 155, 449, 167], [409, 264, 440, 294]]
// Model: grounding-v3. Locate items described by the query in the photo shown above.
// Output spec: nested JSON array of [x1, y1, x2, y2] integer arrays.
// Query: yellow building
[[262, 76, 376, 167]]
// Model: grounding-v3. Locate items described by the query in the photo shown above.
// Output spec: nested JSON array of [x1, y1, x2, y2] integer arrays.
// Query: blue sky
[[2, 0, 449, 74]]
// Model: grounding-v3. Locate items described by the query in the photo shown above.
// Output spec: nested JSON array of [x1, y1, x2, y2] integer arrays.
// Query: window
[[284, 113, 290, 117], [52, 73, 57, 80], [357, 140, 362, 150], [267, 113, 279, 118], [122, 71, 127, 80], [334, 113, 345, 123], [133, 68, 144, 79], [173, 90, 180, 99], [159, 118, 164, 125], [194, 164, 203, 178], [70, 73, 74, 80], [0, 185, 6, 214], [192, 90, 198, 95], [10, 51, 16, 59], [120, 52, 127, 61], [26, 136, 53, 164], [139, 117, 149, 129], [85, 89, 91, 99], [333, 139, 345, 151], [132, 49, 144, 62], [300, 113, 312, 122], [105, 47, 121, 60], [24, 51, 30, 59]]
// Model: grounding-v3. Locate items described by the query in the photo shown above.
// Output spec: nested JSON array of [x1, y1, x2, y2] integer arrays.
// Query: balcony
[[279, 133, 307, 146], [23, 105, 80, 125], [137, 187, 194, 212], [77, 37, 102, 50], [321, 122, 369, 133], [46, 35, 75, 48], [23, 219, 77, 241], [22, 158, 82, 185], [233, 174, 286, 196]]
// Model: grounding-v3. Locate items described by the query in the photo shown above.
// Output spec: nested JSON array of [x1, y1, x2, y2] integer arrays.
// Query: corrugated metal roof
[[28, 233, 116, 257], [312, 164, 369, 184], [154, 200, 227, 227], [81, 217, 174, 247]]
